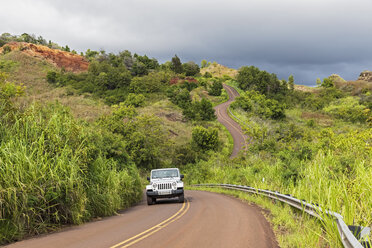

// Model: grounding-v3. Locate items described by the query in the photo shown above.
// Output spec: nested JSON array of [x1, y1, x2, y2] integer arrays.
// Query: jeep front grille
[[158, 183, 172, 190]]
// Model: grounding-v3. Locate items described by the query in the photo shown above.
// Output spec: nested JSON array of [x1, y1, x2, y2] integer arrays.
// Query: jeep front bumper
[[146, 188, 184, 198]]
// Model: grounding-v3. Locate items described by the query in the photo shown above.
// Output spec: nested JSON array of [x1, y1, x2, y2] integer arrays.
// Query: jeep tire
[[178, 193, 184, 203], [147, 196, 156, 205]]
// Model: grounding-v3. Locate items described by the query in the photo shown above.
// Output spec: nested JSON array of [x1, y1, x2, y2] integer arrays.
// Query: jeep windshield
[[151, 169, 179, 179]]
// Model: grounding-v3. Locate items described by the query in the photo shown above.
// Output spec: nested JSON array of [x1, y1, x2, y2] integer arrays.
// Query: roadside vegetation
[[0, 36, 231, 244], [184, 67, 372, 247], [0, 72, 142, 243], [1, 33, 371, 246]]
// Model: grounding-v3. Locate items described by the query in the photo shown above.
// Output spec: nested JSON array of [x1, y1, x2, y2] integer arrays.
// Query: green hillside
[[1, 38, 371, 247]]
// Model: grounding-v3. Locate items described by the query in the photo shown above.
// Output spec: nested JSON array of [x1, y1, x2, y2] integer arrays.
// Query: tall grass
[[182, 123, 372, 246], [0, 103, 142, 244]]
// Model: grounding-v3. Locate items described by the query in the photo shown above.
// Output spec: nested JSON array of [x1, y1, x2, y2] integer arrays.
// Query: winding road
[[215, 84, 248, 158], [5, 191, 278, 248], [3, 86, 279, 248]]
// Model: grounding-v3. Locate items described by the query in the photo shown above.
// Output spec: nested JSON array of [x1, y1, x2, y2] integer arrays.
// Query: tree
[[182, 61, 200, 76], [208, 80, 223, 96], [171, 55, 183, 74], [288, 75, 294, 91], [37, 35, 46, 45], [201, 59, 208, 68], [237, 66, 287, 97], [131, 61, 148, 76], [21, 33, 36, 43], [85, 49, 99, 61], [195, 98, 216, 121], [122, 115, 171, 169], [321, 78, 334, 88], [316, 78, 322, 86]]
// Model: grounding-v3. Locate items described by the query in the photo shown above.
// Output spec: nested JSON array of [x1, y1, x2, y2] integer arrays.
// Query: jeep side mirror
[[180, 174, 184, 179], [147, 176, 150, 181]]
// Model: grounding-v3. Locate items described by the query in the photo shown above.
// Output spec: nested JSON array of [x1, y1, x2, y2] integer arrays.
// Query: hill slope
[[0, 42, 88, 72], [0, 48, 110, 121]]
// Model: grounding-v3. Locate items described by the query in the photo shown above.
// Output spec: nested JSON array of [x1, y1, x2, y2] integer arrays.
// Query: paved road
[[215, 84, 248, 158], [4, 191, 278, 248]]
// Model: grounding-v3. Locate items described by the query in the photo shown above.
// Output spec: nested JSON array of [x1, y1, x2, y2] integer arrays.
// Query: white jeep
[[146, 168, 184, 205]]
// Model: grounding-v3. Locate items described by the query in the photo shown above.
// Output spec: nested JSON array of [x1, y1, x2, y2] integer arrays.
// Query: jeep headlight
[[152, 183, 157, 189], [172, 182, 177, 189]]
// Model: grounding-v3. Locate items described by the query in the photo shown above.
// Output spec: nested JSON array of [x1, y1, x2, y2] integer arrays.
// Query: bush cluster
[[323, 96, 370, 123], [191, 126, 219, 151], [167, 84, 216, 121], [208, 79, 223, 96], [232, 90, 286, 119], [236, 66, 289, 98]]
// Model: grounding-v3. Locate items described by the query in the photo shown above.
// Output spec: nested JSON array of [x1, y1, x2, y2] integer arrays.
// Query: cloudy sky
[[1, 0, 372, 85]]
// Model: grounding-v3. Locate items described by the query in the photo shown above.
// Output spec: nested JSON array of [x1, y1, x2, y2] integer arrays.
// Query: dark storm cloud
[[1, 0, 372, 85]]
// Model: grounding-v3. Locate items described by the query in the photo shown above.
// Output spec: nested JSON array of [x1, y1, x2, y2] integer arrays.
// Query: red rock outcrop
[[0, 42, 89, 72]]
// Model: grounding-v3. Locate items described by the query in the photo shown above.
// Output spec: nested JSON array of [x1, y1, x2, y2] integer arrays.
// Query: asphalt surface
[[4, 190, 278, 248], [215, 84, 248, 158]]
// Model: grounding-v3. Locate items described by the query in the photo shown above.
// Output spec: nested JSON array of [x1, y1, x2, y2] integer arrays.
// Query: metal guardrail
[[227, 106, 241, 124], [193, 183, 370, 248]]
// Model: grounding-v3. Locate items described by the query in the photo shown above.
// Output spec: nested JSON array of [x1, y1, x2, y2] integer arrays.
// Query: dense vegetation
[[1, 35, 371, 247], [0, 72, 142, 243], [183, 68, 372, 247], [0, 41, 230, 244]]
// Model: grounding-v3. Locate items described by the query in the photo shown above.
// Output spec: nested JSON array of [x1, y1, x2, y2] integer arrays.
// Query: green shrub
[[232, 90, 285, 119], [192, 126, 219, 151], [0, 72, 24, 112], [167, 86, 192, 109], [124, 93, 146, 107], [181, 80, 198, 91], [182, 61, 200, 76], [172, 144, 198, 166], [208, 80, 223, 96], [46, 71, 57, 84], [2, 45, 11, 54], [323, 96, 368, 122], [203, 72, 212, 78], [183, 98, 216, 121], [129, 72, 164, 94]]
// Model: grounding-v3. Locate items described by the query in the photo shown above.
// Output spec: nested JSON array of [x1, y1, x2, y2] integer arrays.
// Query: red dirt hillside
[[0, 42, 89, 72]]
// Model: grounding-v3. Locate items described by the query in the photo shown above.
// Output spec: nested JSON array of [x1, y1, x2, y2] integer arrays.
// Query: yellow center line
[[120, 200, 191, 248], [110, 199, 190, 248]]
